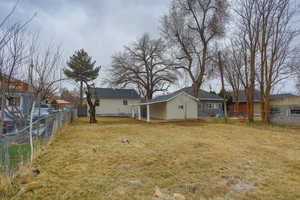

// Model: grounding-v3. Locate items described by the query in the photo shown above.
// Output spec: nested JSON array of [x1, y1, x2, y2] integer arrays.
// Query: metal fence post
[[29, 101, 36, 163]]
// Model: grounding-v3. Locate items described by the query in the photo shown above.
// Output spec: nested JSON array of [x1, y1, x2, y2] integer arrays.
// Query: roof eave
[[130, 91, 199, 106], [199, 98, 224, 101]]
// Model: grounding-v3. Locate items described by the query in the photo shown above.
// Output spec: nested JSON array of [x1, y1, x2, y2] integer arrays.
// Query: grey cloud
[[0, 0, 169, 87], [0, 0, 297, 93]]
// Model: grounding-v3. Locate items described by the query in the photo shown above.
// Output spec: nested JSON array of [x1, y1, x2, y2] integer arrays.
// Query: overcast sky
[[0, 0, 298, 94]]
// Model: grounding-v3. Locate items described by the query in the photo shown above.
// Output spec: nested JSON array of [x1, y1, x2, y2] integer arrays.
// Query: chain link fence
[[0, 109, 77, 174]]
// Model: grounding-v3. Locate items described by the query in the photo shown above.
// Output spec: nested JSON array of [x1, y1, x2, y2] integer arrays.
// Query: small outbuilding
[[131, 91, 199, 122]]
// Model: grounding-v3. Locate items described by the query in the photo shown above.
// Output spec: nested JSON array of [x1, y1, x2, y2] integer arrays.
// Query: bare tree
[[256, 0, 299, 123], [60, 88, 80, 106], [0, 1, 36, 133], [28, 42, 64, 103], [234, 0, 261, 122], [0, 26, 32, 129], [161, 0, 229, 97], [223, 43, 243, 114], [109, 33, 177, 100]]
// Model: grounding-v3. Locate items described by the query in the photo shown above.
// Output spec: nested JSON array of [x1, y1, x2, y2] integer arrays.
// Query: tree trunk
[[85, 88, 97, 124], [248, 46, 256, 123], [264, 87, 271, 124], [246, 87, 254, 122], [260, 57, 265, 121], [192, 83, 199, 98], [264, 96, 270, 124], [236, 90, 240, 114], [89, 105, 97, 123], [218, 52, 227, 123], [260, 91, 265, 122], [80, 81, 83, 106], [146, 90, 153, 100]]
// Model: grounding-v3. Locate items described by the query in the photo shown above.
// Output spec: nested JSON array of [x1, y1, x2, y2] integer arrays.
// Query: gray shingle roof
[[270, 93, 296, 100], [139, 87, 223, 105], [146, 92, 180, 104], [232, 90, 296, 102], [90, 88, 140, 99], [233, 90, 261, 103], [178, 87, 224, 101]]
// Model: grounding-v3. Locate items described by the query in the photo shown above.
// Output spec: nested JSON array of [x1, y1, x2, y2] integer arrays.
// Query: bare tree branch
[[161, 0, 229, 97], [108, 33, 178, 100]]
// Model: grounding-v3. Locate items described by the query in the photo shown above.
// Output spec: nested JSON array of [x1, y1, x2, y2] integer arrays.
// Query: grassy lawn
[[8, 117, 300, 200]]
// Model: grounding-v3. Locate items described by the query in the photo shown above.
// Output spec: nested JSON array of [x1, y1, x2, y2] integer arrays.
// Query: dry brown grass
[[5, 117, 300, 200]]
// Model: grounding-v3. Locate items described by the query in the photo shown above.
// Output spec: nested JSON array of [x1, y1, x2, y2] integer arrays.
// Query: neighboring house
[[0, 73, 33, 118], [229, 90, 262, 116], [90, 88, 140, 117], [177, 87, 224, 117], [50, 99, 71, 111], [131, 91, 198, 121], [269, 94, 300, 125], [270, 94, 300, 106], [229, 90, 300, 117], [270, 104, 300, 125]]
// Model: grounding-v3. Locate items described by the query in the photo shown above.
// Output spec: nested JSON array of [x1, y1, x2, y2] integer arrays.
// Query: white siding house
[[90, 88, 140, 117], [131, 91, 198, 122]]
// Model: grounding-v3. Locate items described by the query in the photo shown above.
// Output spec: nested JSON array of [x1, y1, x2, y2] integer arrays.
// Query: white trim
[[199, 98, 224, 101], [138, 106, 141, 120], [147, 104, 150, 122]]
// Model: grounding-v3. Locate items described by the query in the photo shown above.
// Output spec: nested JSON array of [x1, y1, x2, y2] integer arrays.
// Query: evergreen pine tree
[[64, 49, 100, 105]]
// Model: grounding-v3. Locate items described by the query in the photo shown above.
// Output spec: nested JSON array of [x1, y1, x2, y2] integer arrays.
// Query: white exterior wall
[[150, 102, 167, 119], [95, 98, 140, 116], [253, 103, 261, 116], [165, 93, 198, 120], [270, 96, 300, 106]]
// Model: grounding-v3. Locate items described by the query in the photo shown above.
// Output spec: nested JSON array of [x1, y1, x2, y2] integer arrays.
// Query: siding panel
[[166, 93, 198, 120], [95, 98, 140, 116]]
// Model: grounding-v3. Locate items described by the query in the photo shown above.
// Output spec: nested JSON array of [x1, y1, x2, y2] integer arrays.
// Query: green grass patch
[[0, 144, 31, 170]]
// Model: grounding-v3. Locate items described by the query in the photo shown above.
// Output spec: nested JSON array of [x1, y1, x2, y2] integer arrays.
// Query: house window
[[207, 104, 213, 110], [95, 99, 100, 107], [123, 100, 128, 106], [208, 103, 220, 110], [291, 109, 300, 115], [8, 96, 20, 106], [178, 105, 184, 110], [270, 107, 280, 114]]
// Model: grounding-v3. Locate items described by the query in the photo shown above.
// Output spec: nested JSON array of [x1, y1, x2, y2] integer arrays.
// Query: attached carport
[[130, 91, 199, 122]]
